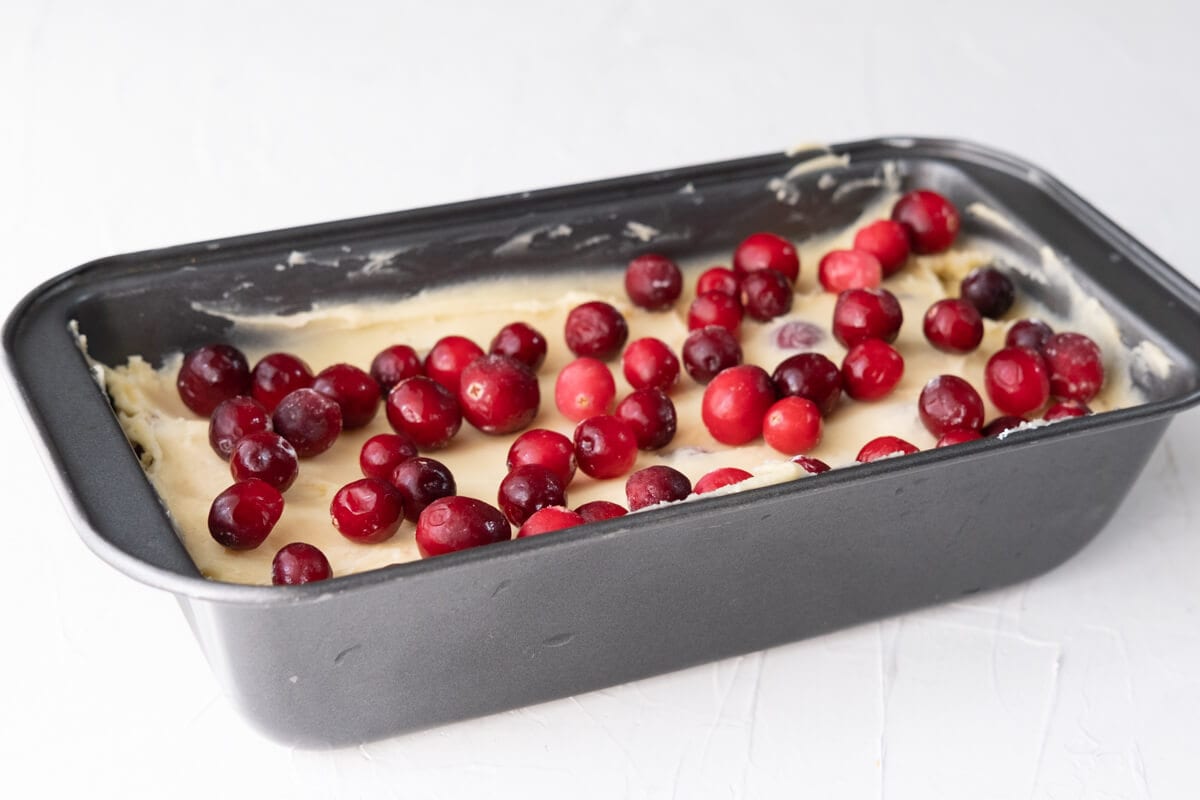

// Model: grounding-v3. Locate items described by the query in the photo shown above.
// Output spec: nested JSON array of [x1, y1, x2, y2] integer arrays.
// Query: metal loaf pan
[[5, 138, 1200, 746]]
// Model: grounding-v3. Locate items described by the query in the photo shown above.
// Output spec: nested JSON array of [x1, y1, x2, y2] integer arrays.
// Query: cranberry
[[841, 340, 904, 401], [330, 478, 406, 544], [209, 396, 272, 460], [386, 376, 462, 449], [936, 428, 983, 448], [251, 352, 313, 412], [507, 429, 576, 486], [370, 344, 423, 395], [696, 266, 739, 297], [415, 496, 511, 558], [497, 464, 567, 526], [985, 347, 1050, 415], [687, 291, 744, 334], [960, 267, 1015, 319], [1044, 400, 1091, 421], [575, 500, 628, 522], [625, 465, 692, 512], [230, 431, 299, 492], [615, 387, 677, 450], [740, 269, 794, 321], [792, 454, 832, 474], [458, 354, 540, 435], [982, 415, 1028, 438], [177, 344, 252, 416], [390, 456, 456, 522], [832, 288, 903, 348], [856, 436, 919, 463], [774, 320, 825, 350], [271, 542, 333, 585], [733, 232, 800, 283], [818, 249, 883, 293], [207, 478, 284, 550], [761, 396, 823, 454], [853, 219, 910, 275], [272, 388, 343, 458], [1042, 333, 1105, 402], [771, 353, 843, 416], [313, 363, 380, 429], [518, 507, 587, 538], [891, 189, 960, 254], [923, 298, 984, 353], [359, 432, 418, 482], [424, 335, 484, 394], [564, 301, 628, 360], [682, 326, 742, 384], [573, 415, 639, 479], [622, 338, 680, 392], [918, 375, 985, 437], [1006, 319, 1054, 353], [489, 322, 548, 371], [693, 467, 754, 494], [555, 357, 616, 422], [625, 253, 683, 310], [701, 365, 776, 445]]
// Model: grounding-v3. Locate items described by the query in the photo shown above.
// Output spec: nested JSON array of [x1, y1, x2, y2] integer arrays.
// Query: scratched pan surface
[[5, 138, 1200, 746]]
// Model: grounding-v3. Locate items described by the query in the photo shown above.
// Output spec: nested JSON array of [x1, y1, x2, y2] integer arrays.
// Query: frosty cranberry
[[369, 344, 423, 395], [762, 396, 823, 454], [701, 365, 776, 445], [615, 387, 677, 450], [733, 232, 800, 283], [489, 322, 548, 371], [832, 288, 903, 348], [271, 542, 332, 585], [818, 249, 883, 293], [359, 432, 418, 482], [497, 464, 567, 526], [985, 347, 1050, 415], [693, 467, 753, 494], [853, 219, 910, 275], [209, 396, 271, 460], [622, 338, 680, 392], [573, 415, 638, 479], [923, 298, 984, 353], [331, 478, 406, 544], [574, 500, 628, 522], [687, 291, 744, 334], [415, 496, 511, 558], [1044, 400, 1091, 421], [773, 320, 825, 350], [177, 344, 251, 416], [625, 253, 683, 310], [424, 335, 484, 394], [390, 456, 456, 522], [696, 266, 739, 297], [313, 363, 380, 429], [1042, 332, 1105, 402], [891, 189, 960, 254], [564, 301, 628, 360], [935, 428, 983, 448], [982, 415, 1028, 438], [518, 507, 586, 538], [251, 352, 314, 412], [230, 431, 299, 492], [960, 267, 1015, 319], [856, 436, 919, 463], [740, 269, 793, 321], [625, 465, 692, 511], [1006, 319, 1054, 353], [386, 376, 462, 449], [555, 357, 616, 422], [791, 455, 831, 474], [507, 429, 576, 486], [841, 340, 904, 401], [771, 353, 843, 416], [458, 354, 540, 435], [682, 326, 742, 384], [272, 388, 343, 458], [918, 375, 985, 437], [207, 478, 284, 550]]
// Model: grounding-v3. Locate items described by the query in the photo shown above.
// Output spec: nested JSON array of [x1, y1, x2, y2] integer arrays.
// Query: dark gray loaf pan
[[5, 138, 1200, 746]]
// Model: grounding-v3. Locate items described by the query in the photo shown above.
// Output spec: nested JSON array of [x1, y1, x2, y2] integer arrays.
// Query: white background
[[3, 1, 1199, 797]]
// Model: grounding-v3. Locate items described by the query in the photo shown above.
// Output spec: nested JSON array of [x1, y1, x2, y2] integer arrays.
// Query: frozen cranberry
[[856, 436, 919, 463], [841, 340, 904, 401], [774, 320, 825, 350], [575, 500, 628, 522], [733, 232, 800, 283], [701, 365, 776, 445], [370, 344, 423, 395], [818, 249, 883, 293], [458, 354, 540, 435], [694, 467, 753, 494], [424, 335, 484, 394], [555, 357, 616, 422], [687, 291, 744, 334], [390, 456, 456, 522], [682, 326, 742, 384], [625, 465, 692, 512], [891, 189, 960, 254], [1042, 333, 1105, 402], [923, 298, 984, 353], [177, 344, 252, 416], [832, 288, 903, 348], [497, 464, 567, 526], [1006, 319, 1054, 353], [625, 253, 683, 310], [271, 542, 332, 585], [615, 387, 677, 450], [791, 454, 832, 474], [251, 352, 313, 412], [983, 415, 1028, 438], [272, 388, 343, 458], [771, 353, 843, 416], [331, 478, 406, 544], [622, 338, 680, 392], [762, 396, 823, 454], [386, 376, 462, 449], [507, 429, 576, 486], [313, 363, 380, 429], [985, 347, 1050, 415], [853, 219, 910, 275], [696, 266, 739, 297], [209, 396, 271, 460], [489, 322, 548, 371], [1044, 400, 1091, 421], [564, 301, 628, 360], [230, 431, 299, 492], [518, 506, 587, 538], [918, 375, 985, 437], [960, 267, 1015, 319], [573, 415, 639, 479], [359, 432, 418, 481], [936, 428, 983, 448], [415, 496, 511, 558], [207, 478, 284, 550], [740, 269, 794, 321]]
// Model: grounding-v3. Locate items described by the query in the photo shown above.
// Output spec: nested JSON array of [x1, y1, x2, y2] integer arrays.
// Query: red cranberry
[[555, 357, 616, 422], [518, 507, 587, 538], [841, 340, 904, 401], [923, 298, 984, 353], [424, 335, 484, 394], [271, 542, 332, 585], [615, 387, 677, 450], [489, 322, 548, 371], [960, 267, 1015, 319], [507, 429, 576, 486], [313, 363, 380, 429], [564, 301, 629, 360], [622, 338, 680, 392], [853, 219, 910, 275], [818, 249, 883, 293], [687, 291, 744, 334], [771, 353, 843, 416], [1044, 400, 1091, 421], [832, 288, 903, 348], [985, 347, 1050, 415], [1006, 319, 1054, 353], [625, 253, 683, 310], [891, 190, 960, 254], [1042, 333, 1105, 402], [209, 396, 271, 460], [331, 478, 406, 544], [415, 496, 511, 558], [177, 344, 251, 416], [359, 433, 418, 481], [497, 464, 567, 526], [625, 465, 692, 511], [696, 266, 739, 297], [272, 388, 343, 458], [856, 436, 919, 463], [740, 269, 794, 321], [370, 344, 423, 395], [682, 326, 742, 384], [390, 456, 456, 522], [918, 375, 985, 437], [701, 365, 776, 445], [574, 415, 639, 479], [251, 352, 313, 412], [693, 467, 754, 494], [936, 428, 983, 448], [207, 478, 284, 550], [792, 454, 832, 474], [733, 232, 800, 283], [982, 415, 1028, 438], [230, 431, 299, 492], [762, 396, 823, 454], [458, 354, 540, 435], [574, 500, 628, 522], [386, 376, 462, 449], [774, 320, 825, 350]]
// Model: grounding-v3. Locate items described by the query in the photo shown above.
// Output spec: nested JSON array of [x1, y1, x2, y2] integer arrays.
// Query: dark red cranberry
[[271, 542, 332, 585], [498, 464, 567, 525], [272, 388, 343, 458], [853, 219, 910, 275], [832, 288, 903, 348], [209, 396, 271, 460], [733, 232, 800, 283], [424, 336, 484, 394], [489, 322, 548, 371], [701, 365, 776, 445], [841, 340, 904, 401], [792, 454, 832, 474], [687, 291, 744, 334], [891, 190, 960, 254], [230, 431, 299, 492], [1042, 333, 1105, 402], [615, 387, 677, 450], [918, 375, 985, 437], [564, 301, 629, 360], [818, 249, 883, 293], [856, 436, 919, 463], [923, 298, 984, 353], [740, 269, 793, 321], [386, 376, 462, 449], [330, 478, 406, 544], [960, 267, 1015, 319], [625, 465, 692, 511], [682, 326, 742, 384], [762, 396, 822, 454], [625, 253, 683, 310], [1044, 400, 1091, 421], [935, 428, 983, 448], [693, 467, 754, 494], [518, 507, 586, 538], [985, 347, 1050, 415], [982, 415, 1028, 438], [555, 357, 616, 422], [251, 352, 313, 412], [771, 353, 843, 416], [313, 363, 380, 429], [1006, 319, 1054, 353], [573, 415, 639, 479], [177, 344, 252, 416], [415, 496, 511, 558], [207, 478, 284, 550], [458, 354, 540, 435], [574, 500, 628, 522], [359, 433, 418, 481], [507, 429, 576, 486], [696, 266, 739, 297], [774, 320, 825, 350], [622, 338, 680, 392], [390, 456, 456, 522], [370, 344, 423, 396]]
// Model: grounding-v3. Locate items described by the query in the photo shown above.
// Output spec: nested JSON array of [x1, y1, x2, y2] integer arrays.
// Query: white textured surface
[[2, 1, 1198, 797]]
